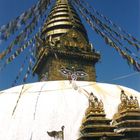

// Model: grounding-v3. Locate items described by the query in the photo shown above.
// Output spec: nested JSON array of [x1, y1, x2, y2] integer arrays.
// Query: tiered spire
[[33, 0, 100, 81], [113, 90, 140, 140], [78, 93, 122, 140], [41, 0, 88, 42]]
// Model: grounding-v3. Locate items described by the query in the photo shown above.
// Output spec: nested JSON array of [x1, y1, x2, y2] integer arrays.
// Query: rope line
[[33, 83, 46, 120]]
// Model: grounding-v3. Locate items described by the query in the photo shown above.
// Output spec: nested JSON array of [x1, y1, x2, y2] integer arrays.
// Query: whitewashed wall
[[0, 81, 139, 140]]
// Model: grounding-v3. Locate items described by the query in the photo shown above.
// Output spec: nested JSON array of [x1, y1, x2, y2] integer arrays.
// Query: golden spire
[[41, 0, 88, 42], [33, 0, 100, 81]]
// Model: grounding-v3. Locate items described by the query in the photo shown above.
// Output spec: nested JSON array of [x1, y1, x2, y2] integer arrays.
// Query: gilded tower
[[33, 0, 100, 81]]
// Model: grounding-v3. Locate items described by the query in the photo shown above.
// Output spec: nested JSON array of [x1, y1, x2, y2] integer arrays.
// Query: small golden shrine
[[78, 93, 122, 140], [113, 90, 140, 140]]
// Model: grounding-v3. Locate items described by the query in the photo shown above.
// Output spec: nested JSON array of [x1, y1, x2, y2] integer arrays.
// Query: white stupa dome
[[0, 81, 139, 140]]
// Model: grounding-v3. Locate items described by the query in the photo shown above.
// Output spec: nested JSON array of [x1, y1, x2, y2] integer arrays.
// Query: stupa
[[0, 0, 140, 140]]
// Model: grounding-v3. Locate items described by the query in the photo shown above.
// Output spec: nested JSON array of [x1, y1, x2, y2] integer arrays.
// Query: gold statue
[[118, 90, 140, 113], [86, 92, 104, 114]]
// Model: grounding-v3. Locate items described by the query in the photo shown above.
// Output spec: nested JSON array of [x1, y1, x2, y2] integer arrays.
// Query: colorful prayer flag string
[[11, 43, 36, 87], [74, 0, 140, 52], [73, 2, 140, 72], [76, 0, 140, 45], [0, 0, 50, 43]]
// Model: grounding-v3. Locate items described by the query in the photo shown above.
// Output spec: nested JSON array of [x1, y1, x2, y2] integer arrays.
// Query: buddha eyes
[[60, 67, 88, 77]]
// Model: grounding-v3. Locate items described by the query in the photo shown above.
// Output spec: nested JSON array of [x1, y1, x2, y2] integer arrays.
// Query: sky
[[0, 0, 140, 91]]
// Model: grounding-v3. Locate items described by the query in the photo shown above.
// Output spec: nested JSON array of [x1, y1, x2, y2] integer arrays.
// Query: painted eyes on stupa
[[60, 67, 73, 75], [60, 67, 88, 78], [75, 71, 88, 77]]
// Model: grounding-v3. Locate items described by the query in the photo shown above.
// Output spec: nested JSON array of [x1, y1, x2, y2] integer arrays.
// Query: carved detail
[[60, 29, 90, 51], [118, 90, 140, 113], [113, 90, 140, 121], [86, 92, 104, 114]]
